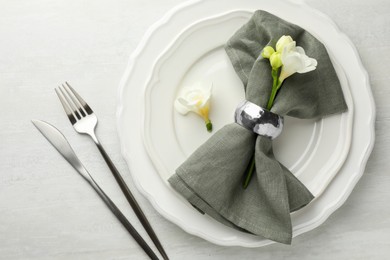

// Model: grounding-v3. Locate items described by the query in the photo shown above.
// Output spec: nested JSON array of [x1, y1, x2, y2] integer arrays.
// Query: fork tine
[[55, 88, 77, 125], [58, 86, 82, 120], [65, 82, 93, 115], [62, 83, 87, 117]]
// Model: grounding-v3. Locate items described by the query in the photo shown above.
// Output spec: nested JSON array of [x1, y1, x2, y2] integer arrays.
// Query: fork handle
[[94, 141, 169, 260], [86, 176, 159, 260]]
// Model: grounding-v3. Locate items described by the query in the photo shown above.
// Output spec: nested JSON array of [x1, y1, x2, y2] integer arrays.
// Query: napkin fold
[[168, 10, 348, 244]]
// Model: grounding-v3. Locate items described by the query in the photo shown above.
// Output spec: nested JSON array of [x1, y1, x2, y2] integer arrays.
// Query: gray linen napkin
[[168, 10, 348, 244]]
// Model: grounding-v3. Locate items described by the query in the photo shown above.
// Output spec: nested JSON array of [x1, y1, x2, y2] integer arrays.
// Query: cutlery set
[[32, 83, 168, 260]]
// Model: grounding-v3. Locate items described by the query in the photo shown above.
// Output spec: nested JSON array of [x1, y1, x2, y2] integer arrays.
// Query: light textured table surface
[[0, 0, 389, 259]]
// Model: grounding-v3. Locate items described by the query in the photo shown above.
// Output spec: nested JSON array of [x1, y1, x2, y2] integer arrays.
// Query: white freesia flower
[[260, 35, 318, 110], [174, 83, 213, 132], [279, 41, 317, 83]]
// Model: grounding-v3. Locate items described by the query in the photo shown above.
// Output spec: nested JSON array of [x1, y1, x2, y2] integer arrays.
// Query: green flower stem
[[242, 153, 256, 188], [243, 68, 281, 189], [267, 68, 282, 110]]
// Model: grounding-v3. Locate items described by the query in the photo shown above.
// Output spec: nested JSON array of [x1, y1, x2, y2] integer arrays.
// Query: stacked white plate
[[117, 0, 375, 247]]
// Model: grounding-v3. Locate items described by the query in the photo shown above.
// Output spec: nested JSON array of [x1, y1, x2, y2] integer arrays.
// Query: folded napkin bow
[[168, 10, 348, 244]]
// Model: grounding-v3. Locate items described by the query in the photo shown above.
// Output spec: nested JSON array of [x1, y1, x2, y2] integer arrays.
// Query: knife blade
[[32, 119, 159, 260]]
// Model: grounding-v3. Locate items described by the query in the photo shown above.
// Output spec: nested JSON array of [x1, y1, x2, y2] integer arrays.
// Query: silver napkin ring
[[234, 100, 284, 139]]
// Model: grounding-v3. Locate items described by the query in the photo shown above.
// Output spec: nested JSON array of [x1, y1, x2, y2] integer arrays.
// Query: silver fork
[[55, 82, 169, 260]]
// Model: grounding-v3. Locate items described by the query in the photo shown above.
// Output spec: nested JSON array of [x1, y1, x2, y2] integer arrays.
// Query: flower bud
[[261, 46, 275, 59], [276, 35, 293, 52], [270, 52, 282, 69]]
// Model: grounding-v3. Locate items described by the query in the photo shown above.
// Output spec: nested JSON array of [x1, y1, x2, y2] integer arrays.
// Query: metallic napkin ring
[[234, 100, 284, 139]]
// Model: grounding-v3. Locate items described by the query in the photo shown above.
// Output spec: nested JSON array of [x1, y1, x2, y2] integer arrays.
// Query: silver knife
[[32, 119, 159, 260]]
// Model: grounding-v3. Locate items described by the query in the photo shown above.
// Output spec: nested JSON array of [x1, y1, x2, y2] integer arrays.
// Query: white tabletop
[[0, 0, 388, 259]]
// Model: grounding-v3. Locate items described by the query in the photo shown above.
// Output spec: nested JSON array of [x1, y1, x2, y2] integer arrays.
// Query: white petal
[[202, 82, 213, 92], [279, 67, 294, 82], [185, 92, 201, 105], [281, 42, 296, 61], [197, 83, 212, 107], [298, 57, 317, 73], [295, 46, 306, 55], [297, 66, 315, 74], [284, 53, 305, 70], [199, 96, 211, 108], [280, 53, 305, 81], [310, 57, 318, 67], [303, 56, 311, 67], [174, 98, 191, 115]]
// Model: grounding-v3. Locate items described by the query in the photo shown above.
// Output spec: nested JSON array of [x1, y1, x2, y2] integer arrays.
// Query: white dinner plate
[[117, 0, 375, 247]]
